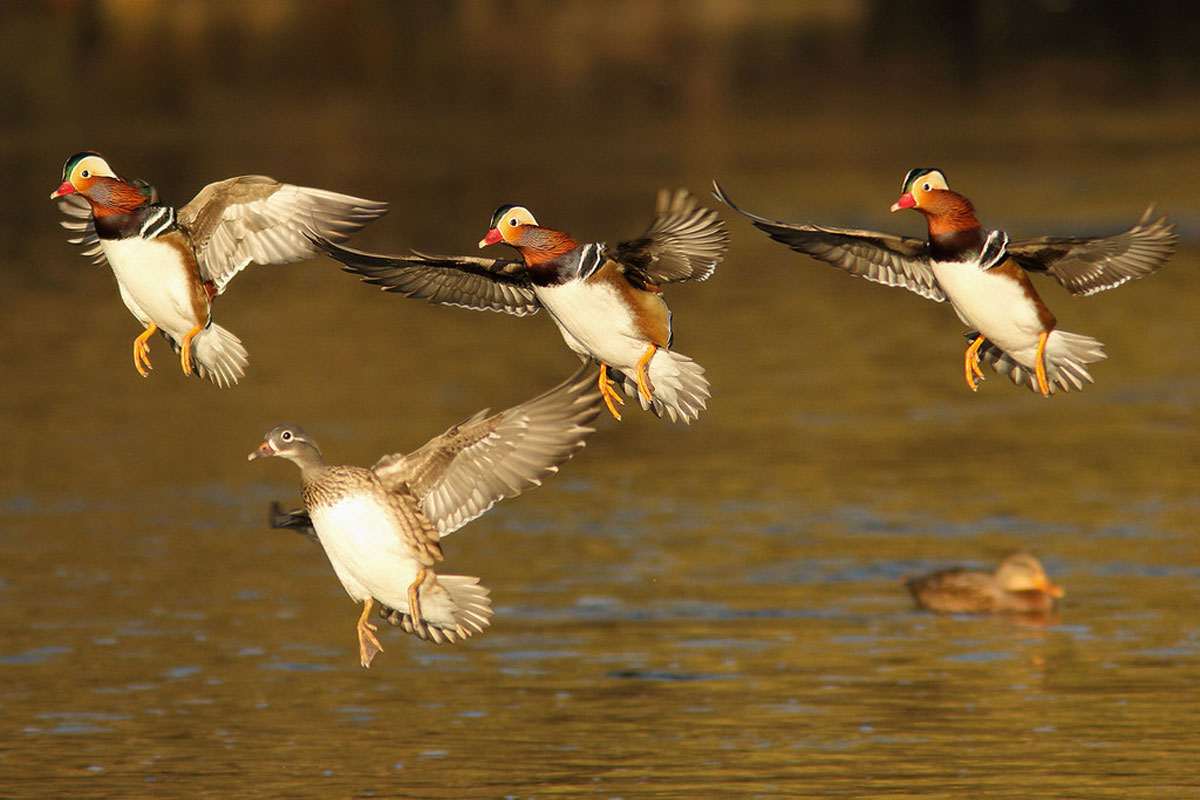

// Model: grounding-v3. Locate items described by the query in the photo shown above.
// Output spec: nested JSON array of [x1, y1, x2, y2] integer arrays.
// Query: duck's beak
[[50, 181, 76, 200], [890, 192, 915, 213], [478, 228, 503, 249], [1040, 578, 1065, 599], [247, 441, 275, 461]]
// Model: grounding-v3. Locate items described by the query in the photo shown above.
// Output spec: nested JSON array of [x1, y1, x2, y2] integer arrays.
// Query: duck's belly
[[102, 237, 202, 339], [535, 281, 647, 370], [932, 261, 1044, 360], [311, 496, 421, 611]]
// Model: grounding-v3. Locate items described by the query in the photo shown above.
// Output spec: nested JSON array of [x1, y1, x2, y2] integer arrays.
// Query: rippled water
[[1, 3, 1198, 798]]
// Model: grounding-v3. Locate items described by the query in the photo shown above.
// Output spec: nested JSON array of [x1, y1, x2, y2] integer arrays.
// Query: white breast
[[931, 261, 1045, 364], [310, 495, 422, 611], [101, 237, 202, 339], [534, 280, 646, 371]]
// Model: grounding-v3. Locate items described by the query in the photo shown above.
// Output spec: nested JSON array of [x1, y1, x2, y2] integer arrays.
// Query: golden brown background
[[1, 2, 1198, 797]]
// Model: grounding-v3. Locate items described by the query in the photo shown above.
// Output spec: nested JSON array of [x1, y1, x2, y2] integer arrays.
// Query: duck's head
[[51, 151, 150, 216], [995, 553, 1065, 598], [248, 425, 323, 466], [478, 204, 540, 248], [890, 168, 957, 214], [51, 152, 119, 200]]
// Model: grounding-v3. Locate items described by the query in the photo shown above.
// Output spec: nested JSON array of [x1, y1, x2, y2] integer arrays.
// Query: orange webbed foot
[[132, 324, 158, 377], [597, 364, 625, 421], [964, 334, 986, 392]]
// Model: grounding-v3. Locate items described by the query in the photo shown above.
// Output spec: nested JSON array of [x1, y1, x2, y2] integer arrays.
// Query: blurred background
[[1, 1, 1198, 797]]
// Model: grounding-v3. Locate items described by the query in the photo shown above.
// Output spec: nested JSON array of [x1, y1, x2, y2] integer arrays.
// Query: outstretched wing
[[178, 175, 388, 294], [267, 501, 315, 541], [56, 193, 107, 266], [371, 365, 602, 536], [614, 188, 729, 284], [714, 181, 945, 302], [307, 232, 541, 317], [1007, 207, 1176, 296]]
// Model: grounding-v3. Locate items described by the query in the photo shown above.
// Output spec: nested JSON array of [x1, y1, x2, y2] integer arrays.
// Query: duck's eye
[[509, 218, 518, 227], [81, 170, 90, 179], [922, 182, 931, 192], [281, 431, 293, 442]]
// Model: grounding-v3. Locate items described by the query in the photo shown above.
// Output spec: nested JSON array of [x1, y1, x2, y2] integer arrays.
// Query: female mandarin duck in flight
[[52, 152, 387, 386], [308, 189, 727, 422], [249, 366, 603, 667], [716, 171, 1175, 396]]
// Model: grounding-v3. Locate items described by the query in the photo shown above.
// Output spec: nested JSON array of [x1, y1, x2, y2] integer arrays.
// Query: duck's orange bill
[[890, 192, 915, 212], [478, 228, 503, 248], [1042, 580, 1065, 599], [50, 181, 75, 200], [247, 441, 274, 461]]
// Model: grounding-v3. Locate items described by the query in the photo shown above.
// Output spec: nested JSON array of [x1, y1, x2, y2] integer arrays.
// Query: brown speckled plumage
[[259, 365, 604, 652], [906, 553, 1064, 615]]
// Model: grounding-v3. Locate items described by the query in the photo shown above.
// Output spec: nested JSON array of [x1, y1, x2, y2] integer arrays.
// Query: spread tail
[[378, 574, 493, 644], [616, 348, 710, 423], [972, 329, 1106, 395], [190, 323, 248, 388]]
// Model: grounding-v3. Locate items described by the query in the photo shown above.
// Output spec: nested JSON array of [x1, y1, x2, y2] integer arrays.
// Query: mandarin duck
[[267, 501, 449, 631], [52, 152, 387, 386], [308, 189, 727, 422], [250, 365, 602, 667], [716, 171, 1175, 396], [905, 552, 1065, 615]]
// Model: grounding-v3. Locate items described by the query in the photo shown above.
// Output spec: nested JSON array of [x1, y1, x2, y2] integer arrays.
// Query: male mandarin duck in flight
[[716, 171, 1175, 396], [52, 152, 387, 386], [250, 366, 603, 667], [906, 552, 1065, 615], [308, 189, 728, 422]]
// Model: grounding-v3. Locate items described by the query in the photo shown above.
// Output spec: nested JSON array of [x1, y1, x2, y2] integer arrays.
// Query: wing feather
[[371, 365, 602, 536], [1008, 206, 1176, 296], [307, 232, 541, 317], [614, 188, 729, 283], [56, 194, 107, 266], [714, 181, 945, 302], [178, 175, 387, 293]]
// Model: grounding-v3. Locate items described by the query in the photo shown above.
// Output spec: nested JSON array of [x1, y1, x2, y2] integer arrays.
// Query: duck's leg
[[597, 364, 625, 421], [963, 334, 986, 391], [133, 324, 157, 377], [1034, 331, 1051, 397], [407, 567, 429, 639], [635, 345, 657, 403], [356, 597, 384, 669], [179, 324, 204, 376]]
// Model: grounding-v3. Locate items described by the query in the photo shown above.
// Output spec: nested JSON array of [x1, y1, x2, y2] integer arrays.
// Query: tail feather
[[190, 323, 248, 388], [616, 348, 710, 423], [378, 574, 493, 645], [972, 329, 1106, 395]]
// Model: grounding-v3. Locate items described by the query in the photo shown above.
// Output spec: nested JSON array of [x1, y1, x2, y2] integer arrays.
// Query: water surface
[[1, 3, 1198, 797]]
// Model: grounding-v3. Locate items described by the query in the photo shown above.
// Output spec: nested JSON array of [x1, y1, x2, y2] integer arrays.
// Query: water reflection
[[1, 1, 1198, 798]]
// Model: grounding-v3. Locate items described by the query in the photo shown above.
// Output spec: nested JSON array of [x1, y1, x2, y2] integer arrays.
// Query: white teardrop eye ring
[[281, 431, 293, 442]]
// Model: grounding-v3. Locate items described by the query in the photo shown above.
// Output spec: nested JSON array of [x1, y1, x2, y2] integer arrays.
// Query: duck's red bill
[[50, 181, 75, 199], [478, 228, 503, 248], [890, 192, 915, 212]]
